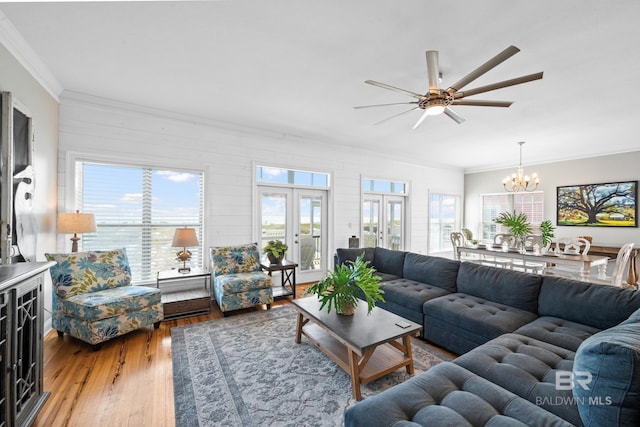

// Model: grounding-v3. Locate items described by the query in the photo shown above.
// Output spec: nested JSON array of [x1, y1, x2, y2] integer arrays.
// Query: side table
[[261, 260, 298, 299], [156, 267, 212, 319]]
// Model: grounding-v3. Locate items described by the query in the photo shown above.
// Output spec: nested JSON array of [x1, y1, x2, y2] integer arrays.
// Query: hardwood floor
[[34, 289, 300, 427], [34, 283, 452, 427]]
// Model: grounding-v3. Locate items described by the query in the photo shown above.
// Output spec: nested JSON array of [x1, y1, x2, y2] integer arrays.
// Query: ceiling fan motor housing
[[418, 92, 453, 110]]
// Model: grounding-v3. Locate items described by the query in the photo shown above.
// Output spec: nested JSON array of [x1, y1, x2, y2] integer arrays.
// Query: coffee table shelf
[[301, 322, 413, 384]]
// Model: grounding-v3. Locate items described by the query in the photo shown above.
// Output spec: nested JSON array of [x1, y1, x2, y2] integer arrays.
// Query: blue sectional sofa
[[338, 247, 640, 427]]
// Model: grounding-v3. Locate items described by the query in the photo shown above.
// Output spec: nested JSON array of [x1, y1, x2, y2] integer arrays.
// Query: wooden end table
[[292, 296, 422, 400], [156, 267, 212, 319]]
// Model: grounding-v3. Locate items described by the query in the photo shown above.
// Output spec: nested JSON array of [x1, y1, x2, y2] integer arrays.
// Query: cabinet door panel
[[13, 276, 42, 427], [0, 291, 9, 427]]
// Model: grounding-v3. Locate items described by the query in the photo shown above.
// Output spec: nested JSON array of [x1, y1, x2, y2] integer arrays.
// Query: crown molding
[[0, 9, 63, 101]]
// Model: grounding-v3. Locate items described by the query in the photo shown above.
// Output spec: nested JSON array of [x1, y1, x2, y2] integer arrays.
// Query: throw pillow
[[573, 322, 640, 426]]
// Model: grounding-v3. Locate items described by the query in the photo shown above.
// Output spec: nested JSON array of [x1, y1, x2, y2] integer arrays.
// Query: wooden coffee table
[[292, 296, 422, 400]]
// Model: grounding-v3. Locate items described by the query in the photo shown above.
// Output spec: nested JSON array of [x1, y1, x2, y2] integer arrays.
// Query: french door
[[362, 195, 404, 249], [258, 187, 327, 282]]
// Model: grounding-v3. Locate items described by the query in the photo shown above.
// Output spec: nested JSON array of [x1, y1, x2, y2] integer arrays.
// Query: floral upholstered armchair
[[45, 248, 163, 350], [210, 243, 273, 315]]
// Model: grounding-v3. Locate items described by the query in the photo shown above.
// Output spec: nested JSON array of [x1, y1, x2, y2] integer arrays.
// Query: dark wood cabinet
[[0, 262, 53, 427]]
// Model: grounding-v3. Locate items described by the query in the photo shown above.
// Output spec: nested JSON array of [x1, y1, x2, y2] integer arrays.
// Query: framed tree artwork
[[557, 181, 637, 227]]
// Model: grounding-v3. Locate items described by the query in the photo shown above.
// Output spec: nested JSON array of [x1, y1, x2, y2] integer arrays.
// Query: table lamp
[[172, 227, 199, 273], [57, 210, 96, 252]]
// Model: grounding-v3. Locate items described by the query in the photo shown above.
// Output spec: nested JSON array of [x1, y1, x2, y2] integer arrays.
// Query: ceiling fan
[[356, 45, 543, 129]]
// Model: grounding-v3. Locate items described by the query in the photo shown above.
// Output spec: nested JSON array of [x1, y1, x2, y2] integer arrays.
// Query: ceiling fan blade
[[412, 110, 430, 130], [426, 51, 440, 91], [444, 107, 465, 124], [373, 106, 420, 125], [454, 72, 543, 98], [354, 101, 419, 109], [365, 80, 425, 99], [447, 45, 521, 93], [450, 100, 513, 107]]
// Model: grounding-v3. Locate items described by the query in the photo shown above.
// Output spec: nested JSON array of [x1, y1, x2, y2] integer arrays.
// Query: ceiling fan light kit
[[357, 45, 543, 129], [503, 141, 540, 192]]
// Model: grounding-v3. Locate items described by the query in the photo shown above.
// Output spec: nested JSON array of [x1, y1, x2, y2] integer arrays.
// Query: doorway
[[258, 187, 328, 283], [362, 195, 404, 249]]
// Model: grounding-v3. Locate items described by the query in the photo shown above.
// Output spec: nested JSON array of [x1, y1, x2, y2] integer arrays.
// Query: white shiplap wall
[[57, 91, 464, 263]]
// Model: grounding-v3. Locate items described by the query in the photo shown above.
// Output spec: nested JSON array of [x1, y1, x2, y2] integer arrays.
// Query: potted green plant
[[494, 211, 532, 251], [539, 219, 556, 248], [263, 240, 288, 264], [306, 253, 384, 315]]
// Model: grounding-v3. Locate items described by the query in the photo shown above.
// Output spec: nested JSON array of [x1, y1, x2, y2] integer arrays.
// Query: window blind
[[481, 192, 544, 240], [76, 161, 204, 283]]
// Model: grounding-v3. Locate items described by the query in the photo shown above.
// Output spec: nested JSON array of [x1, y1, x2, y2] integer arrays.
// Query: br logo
[[555, 371, 592, 391]]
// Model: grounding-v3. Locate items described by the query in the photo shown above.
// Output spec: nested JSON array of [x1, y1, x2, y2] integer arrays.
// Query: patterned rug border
[[171, 305, 451, 426]]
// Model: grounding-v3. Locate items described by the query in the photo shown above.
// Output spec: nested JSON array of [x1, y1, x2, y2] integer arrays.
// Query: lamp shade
[[172, 228, 199, 247], [57, 211, 96, 234]]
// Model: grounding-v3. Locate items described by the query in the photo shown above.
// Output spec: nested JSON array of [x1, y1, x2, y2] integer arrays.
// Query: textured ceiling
[[1, 0, 639, 172]]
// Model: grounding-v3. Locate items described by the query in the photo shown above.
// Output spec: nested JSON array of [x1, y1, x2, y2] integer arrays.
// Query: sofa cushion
[[344, 362, 573, 427], [573, 322, 640, 426], [403, 253, 460, 293], [514, 316, 601, 352], [373, 247, 406, 277], [45, 249, 132, 298], [213, 271, 272, 294], [538, 276, 640, 329], [456, 263, 542, 313], [210, 243, 261, 275], [423, 293, 538, 354], [454, 333, 581, 425], [58, 285, 162, 322], [335, 247, 375, 266], [380, 278, 451, 314], [373, 271, 401, 282]]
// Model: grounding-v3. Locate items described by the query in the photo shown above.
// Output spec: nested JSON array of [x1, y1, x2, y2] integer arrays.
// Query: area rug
[[171, 305, 451, 427]]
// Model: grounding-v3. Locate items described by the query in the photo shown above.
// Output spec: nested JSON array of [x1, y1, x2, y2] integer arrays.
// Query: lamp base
[[176, 249, 192, 273], [70, 235, 80, 253]]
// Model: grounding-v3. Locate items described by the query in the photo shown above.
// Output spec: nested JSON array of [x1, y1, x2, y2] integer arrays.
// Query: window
[[76, 161, 204, 283], [362, 178, 406, 194], [429, 193, 461, 252], [256, 165, 329, 188], [481, 192, 544, 240]]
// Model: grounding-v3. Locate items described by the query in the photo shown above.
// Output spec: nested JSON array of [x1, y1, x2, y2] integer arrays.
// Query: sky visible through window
[[83, 163, 200, 223]]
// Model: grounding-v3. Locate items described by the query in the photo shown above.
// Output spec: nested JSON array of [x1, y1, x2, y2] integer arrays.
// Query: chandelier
[[502, 141, 539, 192]]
